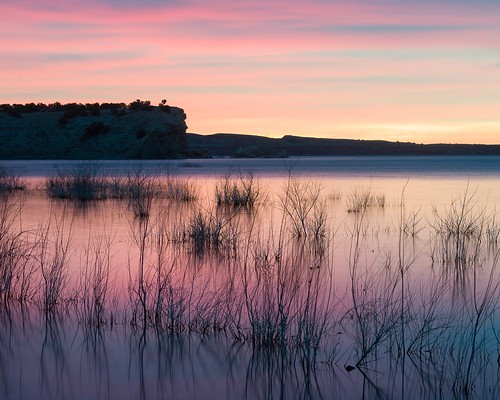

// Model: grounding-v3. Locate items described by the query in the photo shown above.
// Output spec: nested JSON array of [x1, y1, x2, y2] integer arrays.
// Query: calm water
[[1, 156, 500, 400]]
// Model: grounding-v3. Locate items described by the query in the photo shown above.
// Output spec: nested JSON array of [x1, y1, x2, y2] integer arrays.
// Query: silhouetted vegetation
[[58, 103, 88, 125], [0, 104, 22, 118], [129, 99, 154, 111], [0, 167, 25, 192], [80, 122, 109, 142], [0, 99, 170, 117]]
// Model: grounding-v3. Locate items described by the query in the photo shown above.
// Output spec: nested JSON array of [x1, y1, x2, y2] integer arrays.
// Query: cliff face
[[0, 106, 188, 159]]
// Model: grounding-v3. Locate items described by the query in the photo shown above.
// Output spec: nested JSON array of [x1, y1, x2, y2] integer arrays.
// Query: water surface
[[1, 156, 500, 399]]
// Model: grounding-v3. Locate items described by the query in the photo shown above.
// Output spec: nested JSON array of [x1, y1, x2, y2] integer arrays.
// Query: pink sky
[[1, 0, 500, 143]]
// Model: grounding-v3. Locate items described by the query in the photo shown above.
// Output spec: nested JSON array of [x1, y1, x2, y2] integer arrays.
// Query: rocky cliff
[[0, 104, 188, 159]]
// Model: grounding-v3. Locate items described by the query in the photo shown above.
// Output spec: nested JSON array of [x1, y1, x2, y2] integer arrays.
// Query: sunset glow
[[2, 0, 500, 143]]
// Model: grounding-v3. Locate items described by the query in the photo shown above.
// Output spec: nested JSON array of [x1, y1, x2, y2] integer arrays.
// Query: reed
[[0, 193, 37, 303], [37, 209, 74, 311], [79, 233, 113, 328], [242, 227, 333, 349], [125, 169, 161, 218], [344, 207, 403, 367]]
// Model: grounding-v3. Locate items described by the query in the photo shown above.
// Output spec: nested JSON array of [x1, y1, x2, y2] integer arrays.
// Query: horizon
[[2, 1, 500, 145]]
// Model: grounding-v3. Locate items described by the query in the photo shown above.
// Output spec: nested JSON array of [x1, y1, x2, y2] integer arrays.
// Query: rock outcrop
[[0, 105, 188, 159]]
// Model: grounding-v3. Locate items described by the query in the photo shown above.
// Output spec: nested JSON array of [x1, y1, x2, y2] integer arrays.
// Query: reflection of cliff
[[187, 133, 500, 157], [0, 105, 188, 159]]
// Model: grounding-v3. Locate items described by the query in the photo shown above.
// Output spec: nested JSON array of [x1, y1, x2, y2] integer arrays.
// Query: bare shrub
[[125, 169, 162, 218], [279, 177, 327, 239], [431, 186, 486, 270]]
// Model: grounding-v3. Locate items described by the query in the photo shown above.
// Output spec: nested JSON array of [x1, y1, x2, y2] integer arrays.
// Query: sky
[[1, 0, 500, 144]]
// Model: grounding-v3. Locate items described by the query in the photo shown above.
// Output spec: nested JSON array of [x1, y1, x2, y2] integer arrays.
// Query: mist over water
[[1, 156, 500, 400]]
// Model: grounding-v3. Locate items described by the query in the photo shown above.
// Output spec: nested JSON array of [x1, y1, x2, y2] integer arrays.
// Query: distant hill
[[0, 101, 188, 159], [2, 102, 500, 159], [186, 133, 500, 157]]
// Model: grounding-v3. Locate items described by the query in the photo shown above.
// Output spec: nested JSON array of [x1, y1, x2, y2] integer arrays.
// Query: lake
[[1, 156, 500, 400]]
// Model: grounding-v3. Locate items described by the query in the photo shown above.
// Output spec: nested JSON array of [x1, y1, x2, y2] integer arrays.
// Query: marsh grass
[[79, 233, 114, 328], [37, 209, 74, 311], [45, 164, 197, 217], [4, 173, 500, 398], [346, 187, 386, 213], [241, 219, 334, 350], [0, 167, 25, 192], [164, 175, 198, 201], [403, 207, 424, 237], [345, 217, 402, 366], [280, 177, 327, 239], [124, 170, 161, 218], [180, 206, 244, 256], [45, 164, 109, 201], [0, 193, 39, 303], [430, 185, 492, 271], [215, 172, 261, 208]]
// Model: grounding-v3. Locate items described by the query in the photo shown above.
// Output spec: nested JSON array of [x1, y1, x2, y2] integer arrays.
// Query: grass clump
[[430, 186, 486, 269], [215, 172, 260, 207], [346, 187, 385, 213], [164, 175, 198, 201]]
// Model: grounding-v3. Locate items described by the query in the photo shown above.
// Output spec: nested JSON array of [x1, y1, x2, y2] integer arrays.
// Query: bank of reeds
[[4, 173, 500, 397], [45, 164, 109, 201], [45, 164, 197, 205]]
